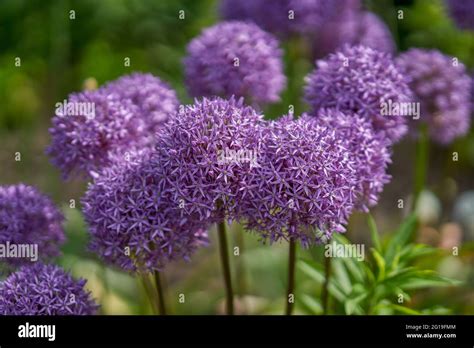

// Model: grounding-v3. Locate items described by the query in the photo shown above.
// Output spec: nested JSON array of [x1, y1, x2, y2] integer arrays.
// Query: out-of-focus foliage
[[298, 214, 460, 315]]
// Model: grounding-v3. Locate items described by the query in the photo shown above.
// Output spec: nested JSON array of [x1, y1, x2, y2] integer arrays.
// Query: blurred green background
[[1, 0, 473, 314]]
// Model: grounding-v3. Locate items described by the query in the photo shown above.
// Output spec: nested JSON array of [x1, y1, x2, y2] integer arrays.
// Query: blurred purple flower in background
[[313, 11, 395, 59], [150, 96, 264, 224], [82, 150, 208, 273], [289, 0, 361, 35], [102, 72, 179, 134], [304, 45, 412, 143], [0, 263, 98, 315], [47, 73, 179, 179], [446, 0, 474, 30], [0, 184, 65, 266], [396, 48, 472, 144], [311, 109, 392, 212], [220, 0, 360, 37], [235, 114, 360, 246], [184, 21, 286, 105], [220, 0, 294, 37]]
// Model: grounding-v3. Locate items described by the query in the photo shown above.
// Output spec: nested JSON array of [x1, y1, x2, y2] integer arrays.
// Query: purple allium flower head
[[311, 109, 392, 211], [47, 74, 179, 179], [82, 150, 209, 273], [220, 0, 294, 37], [235, 114, 360, 246], [446, 0, 474, 30], [304, 45, 413, 143], [314, 12, 395, 59], [289, 0, 361, 34], [0, 263, 98, 315], [102, 73, 179, 133], [0, 184, 65, 266], [396, 48, 472, 144], [151, 96, 264, 224], [47, 89, 141, 179], [184, 21, 286, 105]]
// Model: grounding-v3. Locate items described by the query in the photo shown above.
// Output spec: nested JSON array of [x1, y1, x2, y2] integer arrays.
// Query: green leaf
[[332, 235, 366, 283], [385, 214, 418, 264], [332, 258, 352, 294], [367, 213, 381, 251], [394, 287, 412, 302], [299, 294, 323, 314], [339, 255, 365, 283], [385, 303, 421, 315], [371, 248, 386, 281], [421, 306, 452, 315], [389, 248, 401, 273], [333, 234, 351, 245], [401, 275, 461, 289], [399, 244, 437, 263], [362, 262, 376, 285], [298, 260, 347, 302], [383, 269, 460, 290], [344, 292, 367, 315], [298, 259, 324, 283]]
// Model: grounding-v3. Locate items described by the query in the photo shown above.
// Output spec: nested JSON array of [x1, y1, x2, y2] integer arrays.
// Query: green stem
[[235, 224, 247, 297], [98, 265, 109, 315], [321, 255, 332, 315], [285, 240, 296, 315], [413, 125, 429, 208], [141, 274, 159, 315], [154, 271, 167, 315], [217, 221, 234, 315]]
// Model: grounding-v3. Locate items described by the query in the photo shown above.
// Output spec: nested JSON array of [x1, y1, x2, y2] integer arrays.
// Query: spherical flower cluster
[[220, 0, 293, 37], [102, 73, 179, 134], [151, 96, 264, 224], [47, 89, 140, 179], [47, 73, 179, 179], [0, 263, 98, 315], [314, 12, 395, 59], [0, 184, 65, 266], [310, 109, 392, 211], [396, 48, 472, 144], [235, 114, 360, 246], [446, 0, 474, 30], [82, 150, 209, 273], [304, 45, 413, 143], [184, 21, 286, 105], [289, 0, 361, 35]]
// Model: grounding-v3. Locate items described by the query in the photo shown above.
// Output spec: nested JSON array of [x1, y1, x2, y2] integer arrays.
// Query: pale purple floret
[[0, 263, 98, 315], [446, 0, 474, 30], [150, 96, 265, 225], [82, 150, 209, 273], [396, 48, 472, 144], [304, 45, 412, 144], [309, 109, 392, 211], [235, 114, 360, 246], [184, 21, 286, 105], [0, 184, 65, 266], [314, 12, 395, 59], [47, 73, 179, 179]]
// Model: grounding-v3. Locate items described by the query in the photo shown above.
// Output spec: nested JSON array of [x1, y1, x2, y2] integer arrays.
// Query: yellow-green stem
[[285, 240, 296, 315], [217, 221, 234, 315]]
